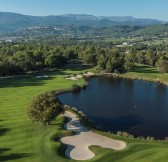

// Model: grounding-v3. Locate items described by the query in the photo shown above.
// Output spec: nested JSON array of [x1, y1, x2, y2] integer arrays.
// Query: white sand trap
[[66, 77, 78, 80], [83, 72, 94, 76], [65, 72, 94, 80], [76, 75, 83, 78], [35, 75, 48, 79], [65, 75, 83, 80], [61, 111, 126, 161]]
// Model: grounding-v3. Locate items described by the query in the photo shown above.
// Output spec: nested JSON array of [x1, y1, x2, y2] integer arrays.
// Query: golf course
[[1, 63, 168, 162]]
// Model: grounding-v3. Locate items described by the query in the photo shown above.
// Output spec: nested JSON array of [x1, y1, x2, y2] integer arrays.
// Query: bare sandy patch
[[65, 77, 78, 80], [61, 111, 126, 161], [83, 72, 94, 76], [65, 72, 94, 80], [35, 75, 48, 79], [65, 75, 82, 80]]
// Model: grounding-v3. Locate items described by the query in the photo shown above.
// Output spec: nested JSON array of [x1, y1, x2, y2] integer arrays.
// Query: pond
[[58, 77, 168, 139]]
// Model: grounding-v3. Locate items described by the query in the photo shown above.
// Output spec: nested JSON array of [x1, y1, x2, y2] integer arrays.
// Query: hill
[[0, 12, 165, 33]]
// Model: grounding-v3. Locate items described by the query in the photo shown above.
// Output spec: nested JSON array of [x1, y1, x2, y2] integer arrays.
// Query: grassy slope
[[0, 64, 168, 162], [122, 64, 168, 85]]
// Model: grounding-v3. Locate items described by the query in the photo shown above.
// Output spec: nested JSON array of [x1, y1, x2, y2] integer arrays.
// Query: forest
[[0, 41, 168, 77]]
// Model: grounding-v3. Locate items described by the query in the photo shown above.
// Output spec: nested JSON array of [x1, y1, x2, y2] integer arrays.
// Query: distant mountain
[[0, 12, 165, 33]]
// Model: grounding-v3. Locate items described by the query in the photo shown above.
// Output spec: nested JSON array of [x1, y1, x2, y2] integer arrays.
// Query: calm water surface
[[59, 77, 168, 139]]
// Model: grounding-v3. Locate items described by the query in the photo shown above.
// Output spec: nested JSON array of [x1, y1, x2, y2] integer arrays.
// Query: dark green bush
[[72, 84, 81, 92]]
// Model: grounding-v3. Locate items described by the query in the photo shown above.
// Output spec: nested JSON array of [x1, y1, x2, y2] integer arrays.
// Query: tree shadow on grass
[[133, 65, 158, 74], [0, 63, 92, 88], [0, 68, 78, 88], [33, 69, 69, 77], [57, 143, 68, 158], [0, 148, 33, 162], [0, 126, 33, 162], [63, 64, 94, 72], [50, 118, 66, 130], [134, 68, 158, 74], [0, 75, 55, 88], [0, 127, 10, 136]]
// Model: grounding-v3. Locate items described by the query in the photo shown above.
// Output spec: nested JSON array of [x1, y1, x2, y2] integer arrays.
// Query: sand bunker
[[61, 111, 126, 160], [66, 75, 83, 80], [83, 72, 94, 76], [65, 72, 94, 80], [35, 75, 48, 79]]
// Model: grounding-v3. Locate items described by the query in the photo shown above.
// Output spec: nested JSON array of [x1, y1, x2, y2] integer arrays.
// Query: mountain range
[[0, 12, 165, 33]]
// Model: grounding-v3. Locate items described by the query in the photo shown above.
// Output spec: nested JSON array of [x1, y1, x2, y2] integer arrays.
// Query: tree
[[45, 54, 66, 68], [124, 53, 134, 71], [136, 51, 145, 64], [27, 93, 64, 125], [105, 59, 112, 72], [145, 49, 156, 66], [97, 57, 106, 71], [110, 56, 120, 71], [97, 50, 107, 71], [0, 59, 9, 77], [13, 51, 33, 72], [83, 48, 97, 65], [156, 59, 168, 75]]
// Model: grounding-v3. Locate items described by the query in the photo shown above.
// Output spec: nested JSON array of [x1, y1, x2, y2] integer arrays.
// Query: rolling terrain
[[0, 12, 165, 33]]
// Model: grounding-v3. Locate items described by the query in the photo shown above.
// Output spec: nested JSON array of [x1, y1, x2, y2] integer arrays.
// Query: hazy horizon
[[0, 11, 165, 21], [0, 0, 168, 21]]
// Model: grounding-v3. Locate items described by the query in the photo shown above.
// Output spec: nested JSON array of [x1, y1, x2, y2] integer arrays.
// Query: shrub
[[81, 81, 88, 89], [122, 132, 130, 137], [150, 137, 155, 141], [128, 135, 134, 138], [72, 84, 81, 92], [146, 136, 155, 141], [64, 105, 71, 110], [137, 136, 145, 140], [71, 107, 78, 112], [117, 131, 123, 136], [114, 69, 120, 74], [78, 111, 86, 118]]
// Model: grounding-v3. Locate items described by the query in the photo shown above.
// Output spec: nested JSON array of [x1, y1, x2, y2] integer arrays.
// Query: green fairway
[[1, 64, 168, 162], [122, 64, 168, 85]]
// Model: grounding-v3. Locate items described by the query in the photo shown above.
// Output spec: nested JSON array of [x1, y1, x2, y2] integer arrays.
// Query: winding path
[[60, 111, 126, 161]]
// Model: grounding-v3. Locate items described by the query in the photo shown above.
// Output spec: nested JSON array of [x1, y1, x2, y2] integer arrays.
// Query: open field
[[1, 64, 168, 162]]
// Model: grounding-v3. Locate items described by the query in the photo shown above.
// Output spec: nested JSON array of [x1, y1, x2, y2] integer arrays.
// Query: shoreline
[[85, 72, 168, 86]]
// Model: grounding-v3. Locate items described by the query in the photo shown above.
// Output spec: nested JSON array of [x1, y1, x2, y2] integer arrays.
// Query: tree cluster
[[1, 42, 168, 76]]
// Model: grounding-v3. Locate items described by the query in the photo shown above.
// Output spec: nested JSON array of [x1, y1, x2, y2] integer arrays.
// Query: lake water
[[58, 77, 168, 139]]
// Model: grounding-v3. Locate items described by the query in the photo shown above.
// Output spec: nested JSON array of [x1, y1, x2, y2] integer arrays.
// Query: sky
[[0, 0, 168, 21]]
